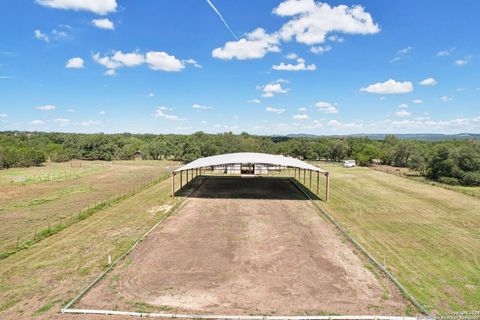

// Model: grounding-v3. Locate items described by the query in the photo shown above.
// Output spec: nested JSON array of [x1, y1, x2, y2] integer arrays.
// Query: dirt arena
[[77, 176, 410, 315]]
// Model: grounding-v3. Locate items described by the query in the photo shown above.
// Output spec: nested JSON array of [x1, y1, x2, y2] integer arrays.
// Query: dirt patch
[[78, 177, 410, 316]]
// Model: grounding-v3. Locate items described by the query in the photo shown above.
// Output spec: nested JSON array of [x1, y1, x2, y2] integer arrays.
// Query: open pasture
[[0, 160, 179, 256]]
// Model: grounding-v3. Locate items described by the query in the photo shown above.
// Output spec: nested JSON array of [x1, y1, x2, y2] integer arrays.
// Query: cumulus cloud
[[212, 1, 379, 60], [293, 114, 309, 120], [0, 113, 8, 118], [266, 106, 286, 114], [360, 79, 413, 94], [212, 28, 280, 60], [145, 51, 184, 71], [36, 105, 56, 111], [184, 59, 202, 68], [412, 99, 423, 104], [327, 119, 362, 129], [310, 45, 331, 54], [34, 30, 49, 42], [272, 57, 316, 71], [30, 120, 46, 125], [65, 57, 84, 69], [92, 18, 115, 30], [93, 50, 189, 74], [53, 118, 70, 126], [154, 106, 184, 120], [192, 103, 212, 110], [455, 55, 472, 66], [274, 0, 380, 45], [398, 103, 409, 109], [36, 0, 117, 15], [248, 99, 261, 104], [81, 120, 101, 127], [315, 101, 338, 114], [258, 80, 289, 98], [419, 77, 437, 86], [395, 110, 411, 117], [104, 69, 116, 76], [440, 96, 452, 102], [298, 107, 307, 111]]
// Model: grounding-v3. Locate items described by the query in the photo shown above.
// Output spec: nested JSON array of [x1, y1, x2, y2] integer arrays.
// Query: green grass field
[[306, 164, 480, 314], [0, 161, 478, 318]]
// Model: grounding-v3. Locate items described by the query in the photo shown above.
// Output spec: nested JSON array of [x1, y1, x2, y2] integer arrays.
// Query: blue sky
[[0, 0, 479, 135]]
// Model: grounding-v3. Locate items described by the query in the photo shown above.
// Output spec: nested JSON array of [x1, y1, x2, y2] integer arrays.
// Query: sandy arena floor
[[77, 176, 410, 316]]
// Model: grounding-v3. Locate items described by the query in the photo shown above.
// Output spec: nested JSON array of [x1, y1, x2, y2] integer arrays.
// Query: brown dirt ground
[[77, 176, 410, 316]]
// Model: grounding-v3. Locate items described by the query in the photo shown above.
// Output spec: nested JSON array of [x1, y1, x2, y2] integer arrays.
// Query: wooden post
[[325, 172, 330, 202], [180, 170, 183, 188], [303, 169, 306, 184], [309, 170, 312, 189], [171, 172, 175, 197], [186, 169, 189, 183], [316, 171, 320, 195]]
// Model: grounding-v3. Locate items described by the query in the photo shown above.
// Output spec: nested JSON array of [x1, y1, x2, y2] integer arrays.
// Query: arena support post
[[171, 172, 176, 197], [325, 172, 330, 202]]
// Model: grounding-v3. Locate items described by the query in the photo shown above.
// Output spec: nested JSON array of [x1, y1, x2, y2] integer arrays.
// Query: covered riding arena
[[73, 153, 411, 317], [170, 152, 331, 201]]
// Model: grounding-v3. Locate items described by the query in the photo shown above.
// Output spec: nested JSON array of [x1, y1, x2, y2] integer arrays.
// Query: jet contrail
[[205, 0, 238, 40]]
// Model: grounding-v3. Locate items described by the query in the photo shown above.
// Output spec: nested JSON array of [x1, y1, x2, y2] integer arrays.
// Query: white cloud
[[398, 103, 409, 109], [266, 106, 285, 114], [154, 106, 184, 120], [192, 103, 212, 110], [272, 57, 316, 71], [274, 0, 380, 45], [93, 50, 188, 74], [34, 30, 49, 42], [248, 99, 261, 104], [104, 69, 116, 76], [360, 79, 413, 94], [112, 51, 144, 67], [412, 99, 423, 104], [298, 107, 307, 111], [328, 35, 344, 43], [455, 55, 472, 66], [258, 80, 289, 98], [419, 77, 437, 86], [437, 48, 455, 57], [212, 28, 280, 60], [81, 120, 101, 127], [286, 53, 298, 60], [148, 92, 155, 97], [92, 18, 114, 30], [395, 110, 411, 117], [0, 113, 7, 118], [315, 101, 338, 114], [327, 119, 362, 129], [184, 59, 202, 68], [440, 96, 452, 102], [53, 118, 70, 126], [65, 57, 84, 69], [99, 111, 106, 115], [146, 51, 184, 71], [67, 108, 75, 112], [456, 87, 465, 92], [310, 45, 331, 54], [36, 0, 117, 15], [30, 120, 45, 125], [391, 46, 412, 63], [36, 104, 56, 111], [293, 114, 309, 120]]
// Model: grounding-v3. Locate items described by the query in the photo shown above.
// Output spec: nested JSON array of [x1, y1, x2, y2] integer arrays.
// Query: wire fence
[[0, 172, 170, 260]]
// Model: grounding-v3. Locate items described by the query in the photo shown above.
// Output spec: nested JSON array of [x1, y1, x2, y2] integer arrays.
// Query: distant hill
[[285, 133, 480, 141]]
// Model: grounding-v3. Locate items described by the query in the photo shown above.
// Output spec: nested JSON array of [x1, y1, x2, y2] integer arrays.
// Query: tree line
[[0, 131, 479, 186]]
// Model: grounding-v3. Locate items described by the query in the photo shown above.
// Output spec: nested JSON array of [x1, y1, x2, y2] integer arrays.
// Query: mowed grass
[[0, 173, 182, 319], [305, 164, 480, 314], [0, 160, 179, 255]]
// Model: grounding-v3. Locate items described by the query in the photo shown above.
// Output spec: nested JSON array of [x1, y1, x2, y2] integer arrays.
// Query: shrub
[[462, 171, 480, 186], [438, 176, 460, 185]]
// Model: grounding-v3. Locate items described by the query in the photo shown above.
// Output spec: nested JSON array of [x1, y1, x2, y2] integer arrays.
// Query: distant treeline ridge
[[0, 131, 479, 186]]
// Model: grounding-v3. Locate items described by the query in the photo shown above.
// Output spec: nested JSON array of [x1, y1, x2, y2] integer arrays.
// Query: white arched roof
[[173, 152, 326, 173]]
